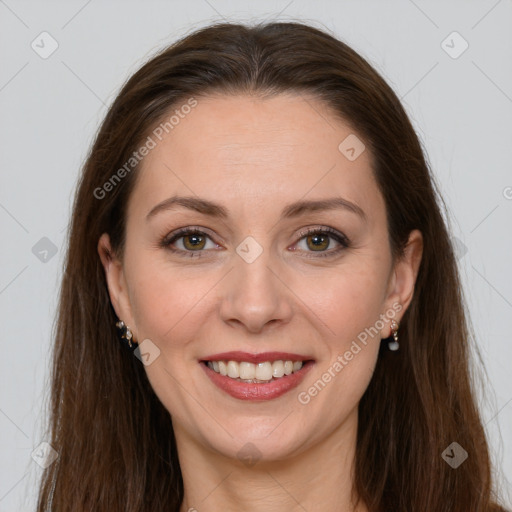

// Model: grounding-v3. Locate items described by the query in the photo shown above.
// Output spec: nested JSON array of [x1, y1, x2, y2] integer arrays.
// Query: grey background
[[1, 0, 511, 509]]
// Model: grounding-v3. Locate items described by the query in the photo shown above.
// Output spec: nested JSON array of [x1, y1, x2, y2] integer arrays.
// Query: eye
[[161, 226, 349, 259], [162, 228, 219, 257], [292, 227, 349, 258]]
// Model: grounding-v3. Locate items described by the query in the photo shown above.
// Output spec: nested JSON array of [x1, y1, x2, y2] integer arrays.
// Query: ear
[[97, 233, 137, 337], [380, 229, 423, 337]]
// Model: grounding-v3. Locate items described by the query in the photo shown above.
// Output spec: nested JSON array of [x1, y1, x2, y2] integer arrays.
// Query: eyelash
[[161, 226, 350, 259]]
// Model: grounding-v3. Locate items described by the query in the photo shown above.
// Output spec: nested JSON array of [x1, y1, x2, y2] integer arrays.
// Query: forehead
[[129, 93, 381, 221]]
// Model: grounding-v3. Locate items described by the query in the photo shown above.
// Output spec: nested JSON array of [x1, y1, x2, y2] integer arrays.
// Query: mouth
[[199, 352, 315, 401]]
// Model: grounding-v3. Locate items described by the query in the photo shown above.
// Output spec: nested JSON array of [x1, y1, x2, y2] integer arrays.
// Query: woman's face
[[99, 93, 421, 463]]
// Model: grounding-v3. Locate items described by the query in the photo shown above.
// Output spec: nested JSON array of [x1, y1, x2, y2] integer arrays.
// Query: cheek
[[293, 269, 385, 420], [126, 256, 219, 352], [296, 263, 388, 344]]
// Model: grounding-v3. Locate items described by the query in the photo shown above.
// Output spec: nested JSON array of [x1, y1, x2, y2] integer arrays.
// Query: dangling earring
[[388, 320, 399, 351], [115, 320, 137, 349]]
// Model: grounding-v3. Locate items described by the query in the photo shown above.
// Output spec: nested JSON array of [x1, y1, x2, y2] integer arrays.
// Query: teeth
[[218, 361, 227, 376], [239, 362, 255, 380], [272, 360, 285, 378], [206, 359, 305, 382], [255, 362, 273, 381], [227, 361, 239, 379]]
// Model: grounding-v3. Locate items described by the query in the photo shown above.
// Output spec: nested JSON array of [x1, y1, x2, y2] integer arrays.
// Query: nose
[[219, 251, 294, 334]]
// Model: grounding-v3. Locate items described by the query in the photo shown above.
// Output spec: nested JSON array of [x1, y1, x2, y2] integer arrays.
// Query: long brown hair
[[37, 21, 509, 511]]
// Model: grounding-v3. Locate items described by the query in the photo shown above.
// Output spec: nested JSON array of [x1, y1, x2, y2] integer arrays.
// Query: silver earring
[[115, 320, 137, 349], [388, 320, 399, 351]]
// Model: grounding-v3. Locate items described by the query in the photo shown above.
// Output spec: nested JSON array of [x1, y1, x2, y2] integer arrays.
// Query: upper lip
[[201, 351, 314, 364]]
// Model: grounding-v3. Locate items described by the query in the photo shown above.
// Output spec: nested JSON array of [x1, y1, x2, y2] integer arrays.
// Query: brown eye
[[182, 234, 207, 250], [293, 227, 349, 258], [163, 228, 218, 256], [306, 233, 330, 251]]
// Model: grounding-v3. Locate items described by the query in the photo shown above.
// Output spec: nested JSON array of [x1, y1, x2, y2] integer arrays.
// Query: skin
[[98, 93, 423, 511]]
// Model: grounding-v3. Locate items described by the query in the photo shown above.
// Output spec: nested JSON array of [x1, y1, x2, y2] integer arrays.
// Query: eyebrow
[[146, 195, 366, 222]]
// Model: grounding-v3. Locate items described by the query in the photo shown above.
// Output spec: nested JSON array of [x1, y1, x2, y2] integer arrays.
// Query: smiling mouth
[[201, 359, 314, 384]]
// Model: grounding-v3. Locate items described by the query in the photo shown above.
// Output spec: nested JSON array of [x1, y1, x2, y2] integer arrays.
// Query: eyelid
[[294, 225, 348, 244]]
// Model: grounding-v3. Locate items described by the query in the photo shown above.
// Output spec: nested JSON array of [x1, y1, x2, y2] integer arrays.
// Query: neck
[[176, 407, 367, 512]]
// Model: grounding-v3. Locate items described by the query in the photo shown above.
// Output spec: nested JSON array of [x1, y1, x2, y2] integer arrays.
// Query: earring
[[115, 320, 137, 349], [388, 320, 399, 351]]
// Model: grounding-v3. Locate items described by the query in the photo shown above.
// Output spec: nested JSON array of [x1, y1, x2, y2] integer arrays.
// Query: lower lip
[[200, 360, 315, 401]]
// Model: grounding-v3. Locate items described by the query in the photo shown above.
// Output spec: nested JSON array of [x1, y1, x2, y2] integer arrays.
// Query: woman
[[37, 21, 509, 511]]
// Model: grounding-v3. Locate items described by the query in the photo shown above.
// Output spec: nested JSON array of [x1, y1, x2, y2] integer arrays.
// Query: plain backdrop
[[0, 1, 511, 510]]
